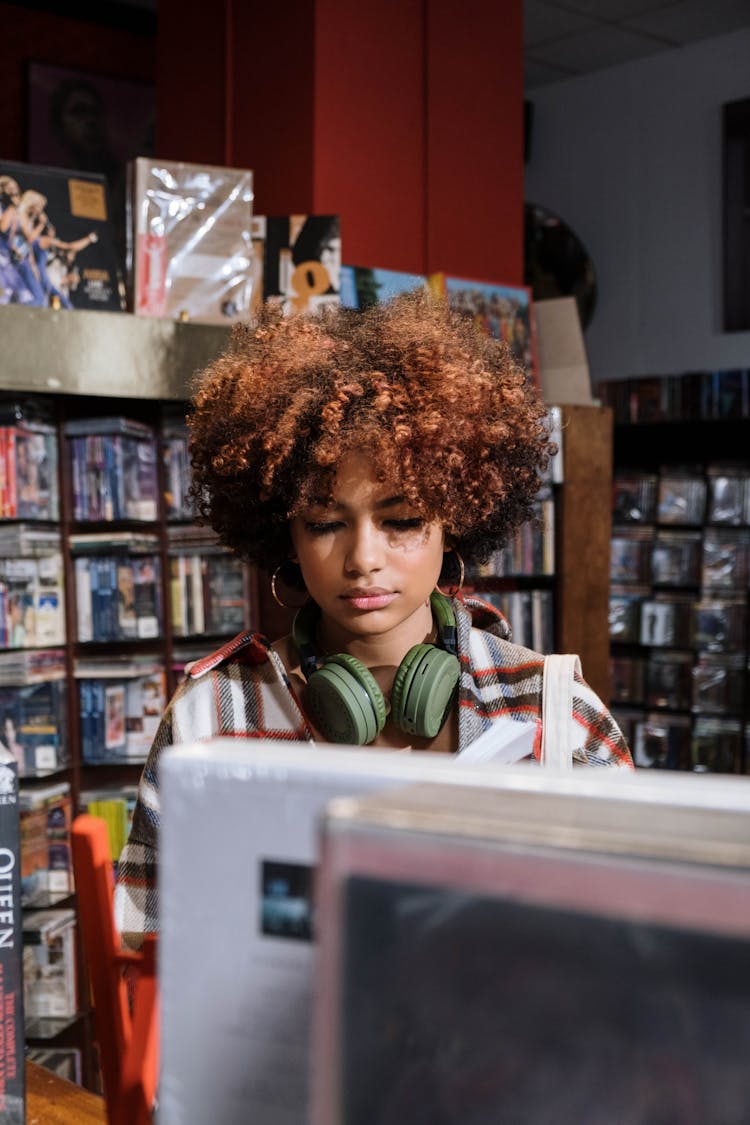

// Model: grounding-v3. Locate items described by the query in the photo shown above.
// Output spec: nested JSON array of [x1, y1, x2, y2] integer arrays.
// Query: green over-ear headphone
[[293, 591, 460, 745]]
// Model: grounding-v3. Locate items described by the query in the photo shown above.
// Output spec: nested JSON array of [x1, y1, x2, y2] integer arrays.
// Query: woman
[[115, 291, 631, 939]]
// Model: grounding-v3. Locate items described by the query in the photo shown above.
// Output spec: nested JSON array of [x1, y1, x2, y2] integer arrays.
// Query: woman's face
[[289, 452, 446, 647]]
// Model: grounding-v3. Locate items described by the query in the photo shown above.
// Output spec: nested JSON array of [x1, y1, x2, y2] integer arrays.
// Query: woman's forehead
[[320, 452, 398, 504]]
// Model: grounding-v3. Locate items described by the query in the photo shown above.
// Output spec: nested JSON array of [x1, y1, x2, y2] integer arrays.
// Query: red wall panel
[[155, 0, 229, 165], [426, 0, 524, 284], [227, 2, 316, 215], [313, 0, 426, 273]]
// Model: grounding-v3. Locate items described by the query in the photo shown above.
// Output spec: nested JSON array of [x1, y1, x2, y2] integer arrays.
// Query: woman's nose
[[344, 522, 383, 574]]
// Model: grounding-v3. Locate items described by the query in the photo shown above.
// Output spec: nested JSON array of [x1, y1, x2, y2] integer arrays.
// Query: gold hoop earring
[[270, 567, 290, 608], [436, 550, 465, 597], [270, 561, 307, 608]]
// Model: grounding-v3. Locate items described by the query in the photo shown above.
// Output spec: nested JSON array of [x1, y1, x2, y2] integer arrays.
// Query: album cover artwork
[[0, 159, 124, 311], [339, 265, 428, 310], [261, 214, 341, 315], [430, 272, 538, 386]]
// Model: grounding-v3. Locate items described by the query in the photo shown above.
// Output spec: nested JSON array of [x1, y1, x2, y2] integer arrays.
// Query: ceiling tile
[[623, 0, 750, 43], [555, 0, 684, 18], [524, 0, 598, 47], [528, 24, 667, 70], [524, 56, 578, 88]]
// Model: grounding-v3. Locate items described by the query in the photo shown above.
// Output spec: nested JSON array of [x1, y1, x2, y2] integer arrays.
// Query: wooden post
[[556, 404, 613, 703]]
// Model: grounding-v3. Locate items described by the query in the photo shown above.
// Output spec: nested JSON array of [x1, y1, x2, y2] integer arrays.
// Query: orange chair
[[71, 814, 159, 1125]]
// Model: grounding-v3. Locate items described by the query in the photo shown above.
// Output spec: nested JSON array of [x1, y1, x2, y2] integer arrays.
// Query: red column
[[156, 0, 523, 281]]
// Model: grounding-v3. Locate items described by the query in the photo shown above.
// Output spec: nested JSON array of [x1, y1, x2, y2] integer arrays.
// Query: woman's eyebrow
[[311, 494, 406, 512]]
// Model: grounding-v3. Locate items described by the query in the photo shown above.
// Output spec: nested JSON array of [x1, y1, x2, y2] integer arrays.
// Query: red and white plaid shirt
[[114, 596, 632, 939]]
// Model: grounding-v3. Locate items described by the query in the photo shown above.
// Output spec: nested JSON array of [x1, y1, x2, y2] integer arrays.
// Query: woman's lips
[[341, 591, 396, 611]]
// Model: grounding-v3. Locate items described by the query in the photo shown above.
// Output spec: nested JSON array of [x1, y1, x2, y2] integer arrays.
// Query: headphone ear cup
[[305, 654, 386, 745], [390, 644, 460, 738]]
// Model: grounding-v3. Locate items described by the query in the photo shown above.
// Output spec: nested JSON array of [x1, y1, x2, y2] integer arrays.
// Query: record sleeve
[[430, 271, 539, 386], [0, 158, 123, 311], [339, 264, 428, 310], [129, 157, 254, 323], [261, 214, 341, 315]]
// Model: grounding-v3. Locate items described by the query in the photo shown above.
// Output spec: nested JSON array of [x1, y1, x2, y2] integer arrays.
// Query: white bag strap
[[541, 653, 582, 770]]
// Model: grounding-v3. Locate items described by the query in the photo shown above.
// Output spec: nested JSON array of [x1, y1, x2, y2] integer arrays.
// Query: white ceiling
[[525, 0, 750, 88]]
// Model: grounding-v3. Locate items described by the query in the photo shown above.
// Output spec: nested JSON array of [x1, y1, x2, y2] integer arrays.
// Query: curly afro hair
[[188, 289, 554, 573]]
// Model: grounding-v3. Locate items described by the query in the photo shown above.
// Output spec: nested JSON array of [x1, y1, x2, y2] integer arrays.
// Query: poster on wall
[[26, 61, 155, 265]]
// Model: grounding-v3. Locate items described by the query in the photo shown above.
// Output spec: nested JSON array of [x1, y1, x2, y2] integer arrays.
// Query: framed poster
[[26, 61, 154, 262]]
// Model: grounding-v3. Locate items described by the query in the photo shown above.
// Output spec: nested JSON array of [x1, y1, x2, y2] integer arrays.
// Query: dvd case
[[638, 594, 693, 648], [656, 473, 707, 527], [706, 466, 748, 526], [692, 597, 747, 654], [0, 678, 67, 776], [701, 530, 750, 590], [612, 473, 657, 525], [610, 655, 646, 705], [76, 657, 165, 763], [706, 369, 749, 420], [645, 651, 693, 710], [691, 717, 744, 773], [19, 779, 73, 904], [608, 587, 648, 644], [650, 529, 702, 587], [22, 907, 77, 1019], [610, 527, 653, 585], [0, 752, 24, 1123], [632, 712, 691, 769], [691, 654, 745, 716]]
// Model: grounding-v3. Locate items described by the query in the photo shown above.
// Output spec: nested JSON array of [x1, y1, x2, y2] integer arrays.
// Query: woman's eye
[[385, 518, 424, 531], [304, 521, 342, 535]]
